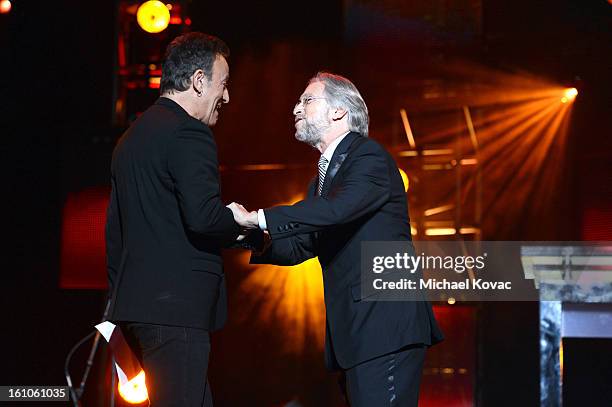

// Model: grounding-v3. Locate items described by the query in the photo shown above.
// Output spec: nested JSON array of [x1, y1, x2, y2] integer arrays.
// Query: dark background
[[2, 0, 611, 405]]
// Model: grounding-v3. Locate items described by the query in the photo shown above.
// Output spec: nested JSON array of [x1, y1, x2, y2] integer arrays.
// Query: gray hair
[[309, 72, 369, 137]]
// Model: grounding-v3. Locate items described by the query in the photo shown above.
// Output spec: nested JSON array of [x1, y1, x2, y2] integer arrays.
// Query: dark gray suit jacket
[[252, 132, 443, 370]]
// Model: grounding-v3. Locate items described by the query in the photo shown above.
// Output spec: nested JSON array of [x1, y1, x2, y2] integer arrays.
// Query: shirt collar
[[321, 131, 350, 162]]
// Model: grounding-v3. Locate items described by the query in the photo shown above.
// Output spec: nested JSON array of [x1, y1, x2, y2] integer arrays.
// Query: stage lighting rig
[[112, 1, 192, 127]]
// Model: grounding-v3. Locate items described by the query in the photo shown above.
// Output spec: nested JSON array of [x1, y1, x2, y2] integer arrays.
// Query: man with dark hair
[[229, 72, 443, 406], [106, 32, 238, 406]]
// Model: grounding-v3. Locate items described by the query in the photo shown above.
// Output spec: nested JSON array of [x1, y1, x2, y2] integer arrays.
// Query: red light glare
[[0, 0, 11, 14]]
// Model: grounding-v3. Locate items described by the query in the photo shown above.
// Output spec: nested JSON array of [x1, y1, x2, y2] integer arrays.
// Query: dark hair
[[160, 32, 230, 95]]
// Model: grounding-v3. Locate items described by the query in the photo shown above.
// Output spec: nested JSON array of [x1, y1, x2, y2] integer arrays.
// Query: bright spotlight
[[118, 369, 148, 404], [0, 0, 11, 14], [561, 87, 578, 103], [137, 1, 171, 33]]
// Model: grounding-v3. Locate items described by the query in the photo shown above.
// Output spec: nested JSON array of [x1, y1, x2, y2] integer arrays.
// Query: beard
[[295, 113, 331, 148]]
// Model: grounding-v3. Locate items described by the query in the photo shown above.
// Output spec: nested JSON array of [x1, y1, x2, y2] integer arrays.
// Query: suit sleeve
[[264, 142, 390, 239], [167, 121, 240, 243], [250, 232, 316, 266], [105, 175, 122, 292]]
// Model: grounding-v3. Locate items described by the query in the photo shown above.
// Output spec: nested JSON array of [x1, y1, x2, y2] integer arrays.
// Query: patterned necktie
[[317, 155, 329, 195]]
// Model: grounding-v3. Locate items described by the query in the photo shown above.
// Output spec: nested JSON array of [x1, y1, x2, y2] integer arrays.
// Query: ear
[[192, 69, 207, 94], [330, 107, 348, 122]]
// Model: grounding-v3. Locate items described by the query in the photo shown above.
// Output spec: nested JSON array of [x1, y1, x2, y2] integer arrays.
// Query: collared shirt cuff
[[257, 209, 268, 231]]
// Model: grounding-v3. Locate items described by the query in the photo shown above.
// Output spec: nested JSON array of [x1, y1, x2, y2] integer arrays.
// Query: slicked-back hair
[[309, 72, 369, 137], [160, 32, 230, 95]]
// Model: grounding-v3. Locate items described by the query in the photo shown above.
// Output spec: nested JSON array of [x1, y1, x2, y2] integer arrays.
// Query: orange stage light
[[136, 1, 171, 33], [148, 76, 161, 89], [562, 87, 578, 103], [238, 255, 326, 354], [118, 369, 148, 404], [0, 0, 11, 14]]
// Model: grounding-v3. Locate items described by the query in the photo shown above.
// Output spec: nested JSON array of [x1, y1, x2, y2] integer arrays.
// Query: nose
[[293, 102, 302, 116], [223, 88, 229, 104]]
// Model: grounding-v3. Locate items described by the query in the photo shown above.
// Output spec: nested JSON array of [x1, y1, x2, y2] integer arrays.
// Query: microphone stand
[[65, 296, 114, 406]]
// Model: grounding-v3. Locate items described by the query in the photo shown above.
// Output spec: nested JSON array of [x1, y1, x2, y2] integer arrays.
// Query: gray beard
[[295, 118, 330, 148]]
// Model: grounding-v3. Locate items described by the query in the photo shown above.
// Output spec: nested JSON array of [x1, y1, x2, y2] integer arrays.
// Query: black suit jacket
[[106, 97, 240, 330], [252, 132, 443, 370]]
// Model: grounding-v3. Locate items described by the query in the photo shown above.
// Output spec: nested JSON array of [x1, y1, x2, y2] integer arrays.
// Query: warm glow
[[460, 158, 478, 165], [238, 254, 325, 354], [562, 88, 577, 103], [399, 109, 417, 149], [424, 204, 454, 217], [559, 339, 564, 378], [401, 71, 575, 238], [422, 149, 454, 156], [148, 77, 161, 89], [565, 88, 578, 98], [236, 193, 325, 354], [425, 228, 456, 236], [398, 168, 409, 192], [118, 370, 148, 404], [136, 1, 170, 33], [0, 0, 11, 14]]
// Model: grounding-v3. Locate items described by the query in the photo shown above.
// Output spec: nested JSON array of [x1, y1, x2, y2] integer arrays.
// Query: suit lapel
[[320, 132, 361, 197]]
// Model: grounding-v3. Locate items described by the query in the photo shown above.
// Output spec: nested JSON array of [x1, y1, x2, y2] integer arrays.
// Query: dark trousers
[[121, 322, 213, 407], [343, 344, 426, 407]]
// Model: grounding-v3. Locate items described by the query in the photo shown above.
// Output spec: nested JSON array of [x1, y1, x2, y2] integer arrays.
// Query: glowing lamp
[[118, 369, 148, 404], [0, 0, 11, 14], [136, 1, 171, 33], [398, 168, 409, 192]]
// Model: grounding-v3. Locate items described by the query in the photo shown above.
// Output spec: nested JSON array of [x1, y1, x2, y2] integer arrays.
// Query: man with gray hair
[[228, 72, 443, 406]]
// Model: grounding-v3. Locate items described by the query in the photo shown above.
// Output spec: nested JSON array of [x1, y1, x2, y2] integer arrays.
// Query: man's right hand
[[227, 202, 259, 229]]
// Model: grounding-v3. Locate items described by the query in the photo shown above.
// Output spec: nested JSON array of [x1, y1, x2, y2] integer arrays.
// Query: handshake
[[226, 202, 259, 230]]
